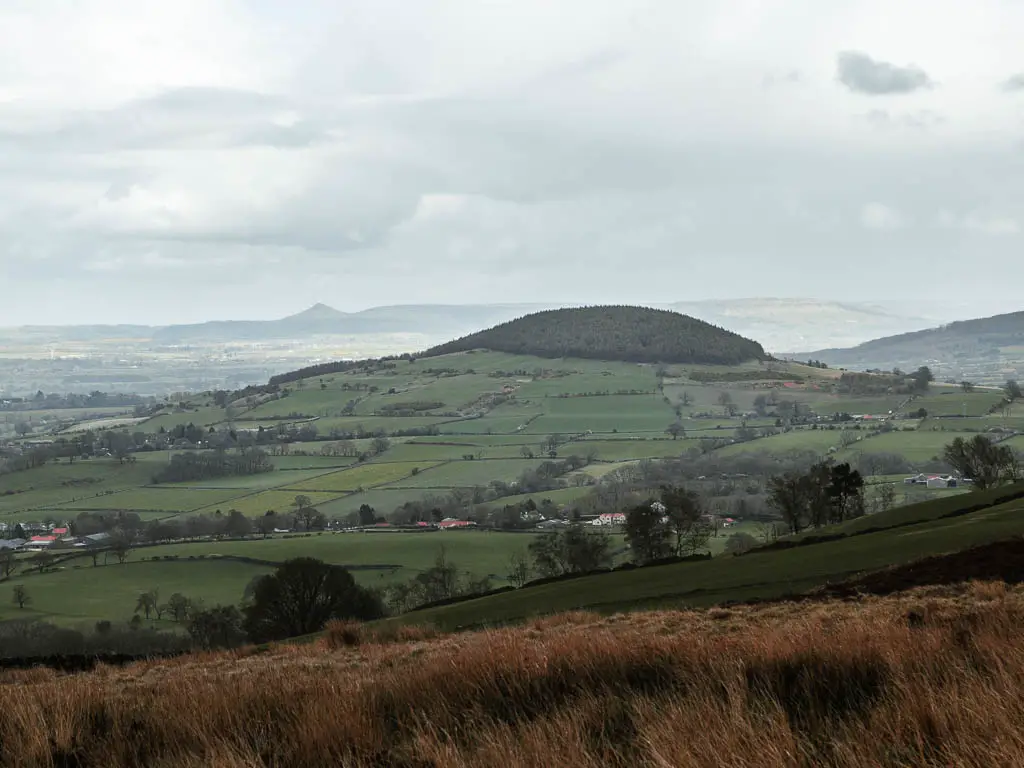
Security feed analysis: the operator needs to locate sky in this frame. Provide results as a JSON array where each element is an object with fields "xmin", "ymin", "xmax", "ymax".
[{"xmin": 1, "ymin": 0, "xmax": 1023, "ymax": 326}]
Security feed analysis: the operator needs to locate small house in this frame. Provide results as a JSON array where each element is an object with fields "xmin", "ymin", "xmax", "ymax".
[{"xmin": 595, "ymin": 512, "xmax": 626, "ymax": 527}]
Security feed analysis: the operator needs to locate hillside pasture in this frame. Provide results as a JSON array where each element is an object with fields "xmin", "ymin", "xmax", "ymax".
[
  {"xmin": 284, "ymin": 462, "xmax": 440, "ymax": 493},
  {"xmin": 395, "ymin": 492, "xmax": 1024, "ymax": 630},
  {"xmin": 521, "ymin": 397, "xmax": 676, "ymax": 434},
  {"xmin": 54, "ymin": 487, "xmax": 247, "ymax": 513},
  {"xmin": 270, "ymin": 455, "xmax": 362, "ymax": 470},
  {"xmin": 438, "ymin": 413, "xmax": 539, "ymax": 435},
  {"xmin": 571, "ymin": 438, "xmax": 691, "ymax": 460},
  {"xmin": 909, "ymin": 390, "xmax": 1005, "ymax": 417},
  {"xmin": 0, "ymin": 558, "xmax": 271, "ymax": 625},
  {"xmin": 138, "ymin": 406, "xmax": 226, "ymax": 433},
  {"xmin": 713, "ymin": 429, "xmax": 838, "ymax": 457},
  {"xmin": 316, "ymin": 488, "xmax": 454, "ymax": 518},
  {"xmin": 388, "ymin": 458, "xmax": 544, "ymax": 489},
  {"xmin": 835, "ymin": 429, "xmax": 975, "ymax": 463},
  {"xmin": 165, "ymin": 467, "xmax": 341, "ymax": 491},
  {"xmin": 192, "ymin": 489, "xmax": 342, "ymax": 517},
  {"xmin": 0, "ymin": 459, "xmax": 156, "ymax": 516},
  {"xmin": 0, "ymin": 530, "xmax": 546, "ymax": 624},
  {"xmin": 381, "ymin": 441, "xmax": 528, "ymax": 461}
]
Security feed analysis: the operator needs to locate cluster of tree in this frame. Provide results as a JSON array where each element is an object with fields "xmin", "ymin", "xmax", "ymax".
[
  {"xmin": 943, "ymin": 435, "xmax": 1020, "ymax": 490},
  {"xmin": 184, "ymin": 558, "xmax": 385, "ymax": 648},
  {"xmin": 767, "ymin": 460, "xmax": 865, "ymax": 534},
  {"xmin": 375, "ymin": 400, "xmax": 445, "ymax": 415},
  {"xmin": 132, "ymin": 588, "xmax": 197, "ymax": 624},
  {"xmin": 623, "ymin": 485, "xmax": 713, "ymax": 563},
  {"xmin": 527, "ymin": 525, "xmax": 614, "ymax": 577},
  {"xmin": 382, "ymin": 547, "xmax": 494, "ymax": 612},
  {"xmin": 421, "ymin": 306, "xmax": 770, "ymax": 366},
  {"xmin": 836, "ymin": 366, "xmax": 932, "ymax": 396},
  {"xmin": 152, "ymin": 448, "xmax": 274, "ymax": 483},
  {"xmin": 7, "ymin": 558, "xmax": 385, "ymax": 656},
  {"xmin": 59, "ymin": 503, "xmax": 326, "ymax": 559}
]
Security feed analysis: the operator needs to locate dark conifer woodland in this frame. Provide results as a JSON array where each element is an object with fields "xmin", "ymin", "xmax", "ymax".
[{"xmin": 422, "ymin": 306, "xmax": 769, "ymax": 365}]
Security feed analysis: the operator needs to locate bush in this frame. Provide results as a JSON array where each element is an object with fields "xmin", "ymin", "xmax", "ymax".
[{"xmin": 243, "ymin": 558, "xmax": 385, "ymax": 642}]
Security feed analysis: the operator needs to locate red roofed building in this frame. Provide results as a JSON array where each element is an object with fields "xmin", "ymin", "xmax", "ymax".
[{"xmin": 438, "ymin": 519, "xmax": 476, "ymax": 529}]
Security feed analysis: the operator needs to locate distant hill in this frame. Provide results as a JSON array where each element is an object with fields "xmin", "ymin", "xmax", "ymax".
[
  {"xmin": 669, "ymin": 298, "xmax": 940, "ymax": 353},
  {"xmin": 0, "ymin": 299, "xmax": 962, "ymax": 352},
  {"xmin": 420, "ymin": 306, "xmax": 769, "ymax": 365},
  {"xmin": 807, "ymin": 309, "xmax": 1024, "ymax": 382}
]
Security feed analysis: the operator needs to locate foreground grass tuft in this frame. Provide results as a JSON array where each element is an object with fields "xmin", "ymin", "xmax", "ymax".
[{"xmin": 4, "ymin": 581, "xmax": 1024, "ymax": 766}]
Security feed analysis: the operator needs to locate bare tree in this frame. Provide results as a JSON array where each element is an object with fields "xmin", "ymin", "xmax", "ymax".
[
  {"xmin": 32, "ymin": 551, "xmax": 54, "ymax": 574},
  {"xmin": 110, "ymin": 533, "xmax": 133, "ymax": 565},
  {"xmin": 12, "ymin": 584, "xmax": 30, "ymax": 609},
  {"xmin": 506, "ymin": 550, "xmax": 532, "ymax": 588},
  {"xmin": 874, "ymin": 483, "xmax": 897, "ymax": 514},
  {"xmin": 0, "ymin": 550, "xmax": 18, "ymax": 579},
  {"xmin": 717, "ymin": 391, "xmax": 737, "ymax": 417},
  {"xmin": 943, "ymin": 435, "xmax": 1019, "ymax": 490},
  {"xmin": 135, "ymin": 589, "xmax": 159, "ymax": 620}
]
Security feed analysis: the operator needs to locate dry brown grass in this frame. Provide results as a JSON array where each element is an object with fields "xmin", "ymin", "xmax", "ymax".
[{"xmin": 4, "ymin": 581, "xmax": 1024, "ymax": 766}]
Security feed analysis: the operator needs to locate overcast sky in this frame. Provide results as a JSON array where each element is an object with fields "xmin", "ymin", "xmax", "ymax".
[{"xmin": 2, "ymin": 0, "xmax": 1023, "ymax": 326}]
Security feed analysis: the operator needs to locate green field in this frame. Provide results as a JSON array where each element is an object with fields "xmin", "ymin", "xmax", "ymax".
[
  {"xmin": 285, "ymin": 461, "xmax": 441, "ymax": 492},
  {"xmin": 836, "ymin": 430, "xmax": 977, "ymax": 463},
  {"xmin": 0, "ymin": 559, "xmax": 270, "ymax": 625},
  {"xmin": 55, "ymin": 487, "xmax": 245, "ymax": 513},
  {"xmin": 908, "ymin": 390, "xmax": 1005, "ymax": 417},
  {"xmin": 3, "ymin": 353, "xmax": 1014, "ymax": 533},
  {"xmin": 387, "ymin": 486, "xmax": 1024, "ymax": 631},
  {"xmin": 390, "ymin": 459, "xmax": 544, "ymax": 488},
  {"xmin": 0, "ymin": 530, "xmax": 548, "ymax": 625},
  {"xmin": 4, "ymin": 349, "xmax": 1020, "ymax": 636},
  {"xmin": 193, "ymin": 489, "xmax": 342, "ymax": 517},
  {"xmin": 714, "ymin": 429, "xmax": 838, "ymax": 457},
  {"xmin": 383, "ymin": 442, "xmax": 528, "ymax": 461},
  {"xmin": 572, "ymin": 438, "xmax": 692, "ymax": 460}
]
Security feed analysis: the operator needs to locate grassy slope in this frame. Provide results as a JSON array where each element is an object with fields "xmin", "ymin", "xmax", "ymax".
[
  {"xmin": 386, "ymin": 485, "xmax": 1024, "ymax": 630},
  {"xmin": 8, "ymin": 584, "xmax": 1024, "ymax": 767},
  {"xmin": 0, "ymin": 530, "xmax": 551, "ymax": 624},
  {"xmin": 1, "ymin": 355, "xmax": 841, "ymax": 523}
]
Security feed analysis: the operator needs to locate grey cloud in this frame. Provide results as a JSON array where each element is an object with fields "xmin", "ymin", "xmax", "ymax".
[
  {"xmin": 837, "ymin": 51, "xmax": 933, "ymax": 95},
  {"xmin": 1001, "ymin": 73, "xmax": 1024, "ymax": 92},
  {"xmin": 762, "ymin": 70, "xmax": 802, "ymax": 88},
  {"xmin": 864, "ymin": 109, "xmax": 945, "ymax": 131},
  {"xmin": 0, "ymin": 87, "xmax": 333, "ymax": 152}
]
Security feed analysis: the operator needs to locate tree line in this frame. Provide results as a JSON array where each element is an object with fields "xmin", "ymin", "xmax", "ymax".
[{"xmin": 152, "ymin": 448, "xmax": 274, "ymax": 483}]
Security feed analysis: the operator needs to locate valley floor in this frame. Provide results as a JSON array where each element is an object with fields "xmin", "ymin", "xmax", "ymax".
[{"xmin": 3, "ymin": 579, "xmax": 1024, "ymax": 767}]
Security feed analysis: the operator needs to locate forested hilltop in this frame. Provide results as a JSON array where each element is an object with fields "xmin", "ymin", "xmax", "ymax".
[{"xmin": 421, "ymin": 306, "xmax": 769, "ymax": 365}]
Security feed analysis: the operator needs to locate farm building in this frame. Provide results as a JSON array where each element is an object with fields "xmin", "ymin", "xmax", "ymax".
[
  {"xmin": 438, "ymin": 519, "xmax": 477, "ymax": 529},
  {"xmin": 25, "ymin": 535, "xmax": 57, "ymax": 550},
  {"xmin": 593, "ymin": 512, "xmax": 626, "ymax": 527}
]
